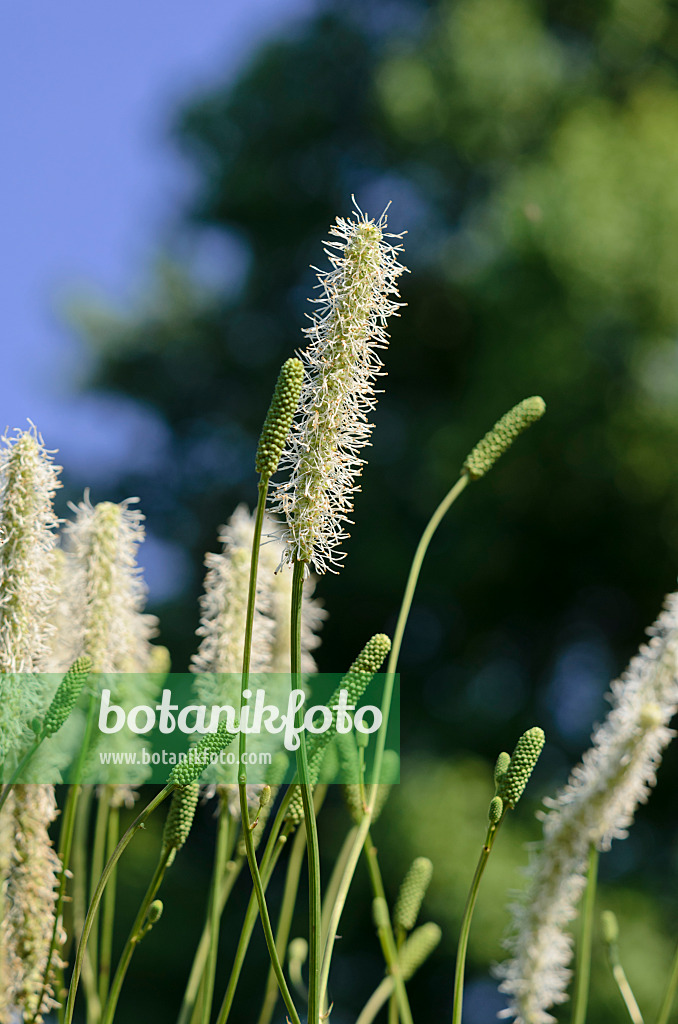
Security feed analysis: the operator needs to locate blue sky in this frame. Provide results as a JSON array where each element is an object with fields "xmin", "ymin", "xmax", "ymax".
[
  {"xmin": 0, "ymin": 0, "xmax": 313, "ymax": 469},
  {"xmin": 0, "ymin": 0, "xmax": 313, "ymax": 595}
]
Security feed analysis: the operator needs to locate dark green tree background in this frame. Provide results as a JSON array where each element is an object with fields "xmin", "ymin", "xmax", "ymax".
[{"xmin": 68, "ymin": 2, "xmax": 678, "ymax": 1020}]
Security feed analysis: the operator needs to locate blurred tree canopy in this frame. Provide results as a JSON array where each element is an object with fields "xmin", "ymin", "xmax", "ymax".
[{"xmin": 67, "ymin": 1, "xmax": 678, "ymax": 1019}]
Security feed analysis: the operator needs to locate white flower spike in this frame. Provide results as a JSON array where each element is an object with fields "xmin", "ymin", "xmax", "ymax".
[
  {"xmin": 498, "ymin": 590, "xmax": 678, "ymax": 1024},
  {"xmin": 270, "ymin": 200, "xmax": 406, "ymax": 574}
]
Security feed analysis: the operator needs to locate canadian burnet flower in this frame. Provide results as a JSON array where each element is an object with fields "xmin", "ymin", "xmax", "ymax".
[
  {"xmin": 0, "ymin": 785, "xmax": 65, "ymax": 1024},
  {"xmin": 269, "ymin": 203, "xmax": 406, "ymax": 574},
  {"xmin": 192, "ymin": 504, "xmax": 325, "ymax": 787},
  {"xmin": 0, "ymin": 428, "xmax": 62, "ymax": 764},
  {"xmin": 59, "ymin": 495, "xmax": 158, "ymax": 673},
  {"xmin": 497, "ymin": 590, "xmax": 678, "ymax": 1024},
  {"xmin": 56, "ymin": 495, "xmax": 160, "ymax": 789}
]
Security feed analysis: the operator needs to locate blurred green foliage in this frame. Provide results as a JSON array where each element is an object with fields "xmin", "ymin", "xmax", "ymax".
[{"xmin": 67, "ymin": 1, "xmax": 678, "ymax": 1020}]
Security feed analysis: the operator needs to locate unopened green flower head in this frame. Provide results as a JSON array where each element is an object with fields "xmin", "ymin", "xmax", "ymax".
[
  {"xmin": 41, "ymin": 656, "xmax": 92, "ymax": 737},
  {"xmin": 463, "ymin": 396, "xmax": 546, "ymax": 480},
  {"xmin": 147, "ymin": 900, "xmax": 163, "ymax": 925},
  {"xmin": 394, "ymin": 856, "xmax": 433, "ymax": 932},
  {"xmin": 489, "ymin": 795, "xmax": 504, "ymax": 823},
  {"xmin": 168, "ymin": 721, "xmax": 235, "ymax": 787},
  {"xmin": 372, "ymin": 896, "xmax": 391, "ymax": 931},
  {"xmin": 399, "ymin": 922, "xmax": 442, "ymax": 980},
  {"xmin": 601, "ymin": 910, "xmax": 619, "ymax": 945},
  {"xmin": 494, "ymin": 751, "xmax": 511, "ymax": 792},
  {"xmin": 255, "ymin": 358, "xmax": 303, "ymax": 477},
  {"xmin": 286, "ymin": 633, "xmax": 391, "ymax": 822},
  {"xmin": 270, "ymin": 202, "xmax": 406, "ymax": 574},
  {"xmin": 499, "ymin": 727, "xmax": 545, "ymax": 808},
  {"xmin": 161, "ymin": 783, "xmax": 200, "ymax": 863}
]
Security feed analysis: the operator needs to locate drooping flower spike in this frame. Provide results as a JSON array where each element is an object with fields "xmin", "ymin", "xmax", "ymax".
[
  {"xmin": 270, "ymin": 201, "xmax": 407, "ymax": 574},
  {"xmin": 498, "ymin": 591, "xmax": 678, "ymax": 1024}
]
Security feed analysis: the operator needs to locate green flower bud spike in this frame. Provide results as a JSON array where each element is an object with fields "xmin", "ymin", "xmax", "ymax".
[
  {"xmin": 462, "ymin": 396, "xmax": 546, "ymax": 480},
  {"xmin": 287, "ymin": 633, "xmax": 392, "ymax": 823},
  {"xmin": 498, "ymin": 727, "xmax": 545, "ymax": 809},
  {"xmin": 453, "ymin": 728, "xmax": 545, "ymax": 1024},
  {"xmin": 399, "ymin": 922, "xmax": 442, "ymax": 981},
  {"xmin": 42, "ymin": 655, "xmax": 92, "ymax": 737},
  {"xmin": 162, "ymin": 783, "xmax": 200, "ymax": 865},
  {"xmin": 255, "ymin": 357, "xmax": 304, "ymax": 478},
  {"xmin": 394, "ymin": 857, "xmax": 433, "ymax": 932},
  {"xmin": 146, "ymin": 900, "xmax": 163, "ymax": 926},
  {"xmin": 493, "ymin": 751, "xmax": 510, "ymax": 793},
  {"xmin": 167, "ymin": 721, "xmax": 235, "ymax": 787},
  {"xmin": 488, "ymin": 796, "xmax": 504, "ymax": 824}
]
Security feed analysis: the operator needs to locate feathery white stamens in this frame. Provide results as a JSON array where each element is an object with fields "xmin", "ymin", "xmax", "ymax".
[
  {"xmin": 1, "ymin": 785, "xmax": 65, "ymax": 1023},
  {"xmin": 0, "ymin": 428, "xmax": 61, "ymax": 764},
  {"xmin": 498, "ymin": 591, "xmax": 678, "ymax": 1024},
  {"xmin": 270, "ymin": 203, "xmax": 406, "ymax": 574}
]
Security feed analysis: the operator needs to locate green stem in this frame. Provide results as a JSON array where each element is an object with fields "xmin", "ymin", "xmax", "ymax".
[
  {"xmin": 200, "ymin": 798, "xmax": 231, "ymax": 1024},
  {"xmin": 89, "ymin": 789, "xmax": 111, "ymax": 1000},
  {"xmin": 232, "ymin": 476, "xmax": 300, "ymax": 1024},
  {"xmin": 369, "ymin": 473, "xmax": 469, "ymax": 806},
  {"xmin": 64, "ymin": 784, "xmax": 175, "ymax": 1024},
  {"xmin": 214, "ymin": 826, "xmax": 290, "ymax": 1024},
  {"xmin": 30, "ymin": 784, "xmax": 82, "ymax": 1024},
  {"xmin": 257, "ymin": 819, "xmax": 307, "ymax": 1024},
  {"xmin": 603, "ymin": 929, "xmax": 644, "ymax": 1024},
  {"xmin": 98, "ymin": 802, "xmax": 120, "ymax": 1008},
  {"xmin": 319, "ymin": 811, "xmax": 372, "ymax": 1010},
  {"xmin": 257, "ymin": 784, "xmax": 328, "ymax": 1024},
  {"xmin": 356, "ymin": 977, "xmax": 396, "ymax": 1024},
  {"xmin": 239, "ymin": 787, "xmax": 301, "ymax": 1024},
  {"xmin": 0, "ymin": 735, "xmax": 43, "ymax": 810},
  {"xmin": 571, "ymin": 845, "xmax": 599, "ymax": 1024},
  {"xmin": 176, "ymin": 856, "xmax": 244, "ymax": 1024},
  {"xmin": 452, "ymin": 820, "xmax": 502, "ymax": 1024},
  {"xmin": 657, "ymin": 939, "xmax": 678, "ymax": 1024},
  {"xmin": 373, "ymin": 902, "xmax": 412, "ymax": 1024},
  {"xmin": 291, "ymin": 558, "xmax": 322, "ymax": 1024},
  {"xmin": 100, "ymin": 847, "xmax": 172, "ymax": 1024},
  {"xmin": 320, "ymin": 826, "xmax": 359, "ymax": 946},
  {"xmin": 363, "ymin": 833, "xmax": 412, "ymax": 1024}
]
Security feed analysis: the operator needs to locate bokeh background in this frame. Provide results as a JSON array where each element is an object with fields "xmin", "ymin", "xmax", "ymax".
[{"xmin": 5, "ymin": 0, "xmax": 678, "ymax": 1021}]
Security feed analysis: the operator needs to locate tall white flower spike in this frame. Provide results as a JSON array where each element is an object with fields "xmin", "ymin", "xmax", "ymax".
[
  {"xmin": 498, "ymin": 591, "xmax": 678, "ymax": 1024},
  {"xmin": 270, "ymin": 201, "xmax": 406, "ymax": 574}
]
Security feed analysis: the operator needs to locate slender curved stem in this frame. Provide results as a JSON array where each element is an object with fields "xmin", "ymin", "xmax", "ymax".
[
  {"xmin": 64, "ymin": 784, "xmax": 174, "ymax": 1024},
  {"xmin": 257, "ymin": 785, "xmax": 328, "ymax": 1024},
  {"xmin": 256, "ymin": 823, "xmax": 308, "ymax": 1024},
  {"xmin": 89, "ymin": 789, "xmax": 111, "ymax": 994},
  {"xmin": 656, "ymin": 939, "xmax": 678, "ymax": 1024},
  {"xmin": 0, "ymin": 736, "xmax": 42, "ymax": 811},
  {"xmin": 176, "ymin": 856, "xmax": 244, "ymax": 1024},
  {"xmin": 291, "ymin": 558, "xmax": 322, "ymax": 1024},
  {"xmin": 363, "ymin": 833, "xmax": 412, "ymax": 1024},
  {"xmin": 319, "ymin": 810, "xmax": 371, "ymax": 1009},
  {"xmin": 200, "ymin": 799, "xmax": 231, "ymax": 1024},
  {"xmin": 603, "ymin": 924, "xmax": 644, "ymax": 1024},
  {"xmin": 369, "ymin": 473, "xmax": 469, "ymax": 805},
  {"xmin": 320, "ymin": 826, "xmax": 359, "ymax": 946},
  {"xmin": 98, "ymin": 803, "xmax": 120, "ymax": 1007},
  {"xmin": 100, "ymin": 847, "xmax": 172, "ymax": 1024},
  {"xmin": 571, "ymin": 845, "xmax": 599, "ymax": 1024},
  {"xmin": 452, "ymin": 820, "xmax": 502, "ymax": 1024},
  {"xmin": 356, "ymin": 977, "xmax": 395, "ymax": 1024},
  {"xmin": 213, "ymin": 826, "xmax": 290, "ymax": 1024}
]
